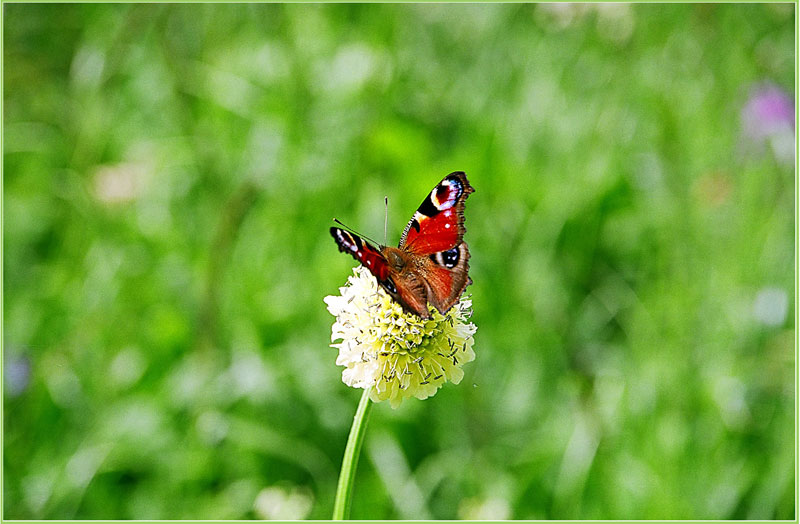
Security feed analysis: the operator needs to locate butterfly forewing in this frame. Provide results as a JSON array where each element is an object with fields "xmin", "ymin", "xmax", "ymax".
[
  {"xmin": 330, "ymin": 227, "xmax": 390, "ymax": 281},
  {"xmin": 400, "ymin": 171, "xmax": 474, "ymax": 254}
]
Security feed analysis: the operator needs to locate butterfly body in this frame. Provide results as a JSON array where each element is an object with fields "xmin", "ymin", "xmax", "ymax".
[{"xmin": 331, "ymin": 172, "xmax": 474, "ymax": 319}]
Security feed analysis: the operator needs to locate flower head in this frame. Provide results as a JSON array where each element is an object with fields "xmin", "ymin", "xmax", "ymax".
[{"xmin": 325, "ymin": 266, "xmax": 477, "ymax": 408}]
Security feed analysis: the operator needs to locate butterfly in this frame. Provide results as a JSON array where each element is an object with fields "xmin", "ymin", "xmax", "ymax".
[{"xmin": 331, "ymin": 172, "xmax": 474, "ymax": 319}]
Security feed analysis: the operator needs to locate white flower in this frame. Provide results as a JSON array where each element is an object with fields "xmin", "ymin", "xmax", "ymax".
[{"xmin": 325, "ymin": 266, "xmax": 477, "ymax": 408}]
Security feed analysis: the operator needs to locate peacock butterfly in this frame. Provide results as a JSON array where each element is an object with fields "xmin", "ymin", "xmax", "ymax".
[{"xmin": 331, "ymin": 172, "xmax": 474, "ymax": 319}]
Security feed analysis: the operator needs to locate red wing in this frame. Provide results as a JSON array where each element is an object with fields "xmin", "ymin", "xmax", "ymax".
[
  {"xmin": 421, "ymin": 242, "xmax": 471, "ymax": 315},
  {"xmin": 399, "ymin": 171, "xmax": 474, "ymax": 255},
  {"xmin": 330, "ymin": 227, "xmax": 390, "ymax": 281}
]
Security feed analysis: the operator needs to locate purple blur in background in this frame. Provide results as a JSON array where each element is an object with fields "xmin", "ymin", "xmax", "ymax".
[{"xmin": 741, "ymin": 83, "xmax": 795, "ymax": 166}]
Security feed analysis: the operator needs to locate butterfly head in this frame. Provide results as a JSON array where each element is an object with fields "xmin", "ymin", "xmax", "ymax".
[{"xmin": 384, "ymin": 248, "xmax": 406, "ymax": 271}]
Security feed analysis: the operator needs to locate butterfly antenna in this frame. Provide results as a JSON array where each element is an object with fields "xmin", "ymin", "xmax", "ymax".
[
  {"xmin": 332, "ymin": 218, "xmax": 383, "ymax": 247},
  {"xmin": 384, "ymin": 196, "xmax": 389, "ymax": 246}
]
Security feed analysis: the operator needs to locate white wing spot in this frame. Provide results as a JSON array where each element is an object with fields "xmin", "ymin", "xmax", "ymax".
[
  {"xmin": 430, "ymin": 188, "xmax": 440, "ymax": 207},
  {"xmin": 445, "ymin": 223, "xmax": 451, "ymax": 229},
  {"xmin": 349, "ymin": 245, "xmax": 357, "ymax": 252},
  {"xmin": 367, "ymin": 260, "xmax": 372, "ymax": 266},
  {"xmin": 357, "ymin": 251, "xmax": 362, "ymax": 257}
]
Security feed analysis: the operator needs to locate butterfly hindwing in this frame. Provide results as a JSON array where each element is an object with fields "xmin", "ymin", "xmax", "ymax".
[
  {"xmin": 386, "ymin": 266, "xmax": 430, "ymax": 318},
  {"xmin": 420, "ymin": 241, "xmax": 471, "ymax": 315}
]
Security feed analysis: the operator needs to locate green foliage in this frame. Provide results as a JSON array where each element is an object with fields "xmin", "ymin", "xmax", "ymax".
[{"xmin": 3, "ymin": 3, "xmax": 794, "ymax": 519}]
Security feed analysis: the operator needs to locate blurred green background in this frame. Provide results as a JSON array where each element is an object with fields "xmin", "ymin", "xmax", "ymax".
[{"xmin": 3, "ymin": 3, "xmax": 795, "ymax": 520}]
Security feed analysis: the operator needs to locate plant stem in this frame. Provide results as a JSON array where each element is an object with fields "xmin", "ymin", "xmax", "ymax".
[{"xmin": 332, "ymin": 387, "xmax": 373, "ymax": 520}]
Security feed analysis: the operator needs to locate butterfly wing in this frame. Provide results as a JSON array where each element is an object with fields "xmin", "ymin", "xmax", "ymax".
[
  {"xmin": 419, "ymin": 242, "xmax": 471, "ymax": 315},
  {"xmin": 400, "ymin": 171, "xmax": 474, "ymax": 253},
  {"xmin": 330, "ymin": 227, "xmax": 390, "ymax": 281},
  {"xmin": 399, "ymin": 172, "xmax": 474, "ymax": 314},
  {"xmin": 384, "ymin": 261, "xmax": 430, "ymax": 318}
]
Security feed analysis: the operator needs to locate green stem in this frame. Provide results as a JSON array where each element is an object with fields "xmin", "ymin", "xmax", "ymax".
[{"xmin": 332, "ymin": 387, "xmax": 373, "ymax": 520}]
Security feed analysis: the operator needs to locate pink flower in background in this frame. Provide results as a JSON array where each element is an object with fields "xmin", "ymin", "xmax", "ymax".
[{"xmin": 741, "ymin": 83, "xmax": 795, "ymax": 165}]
